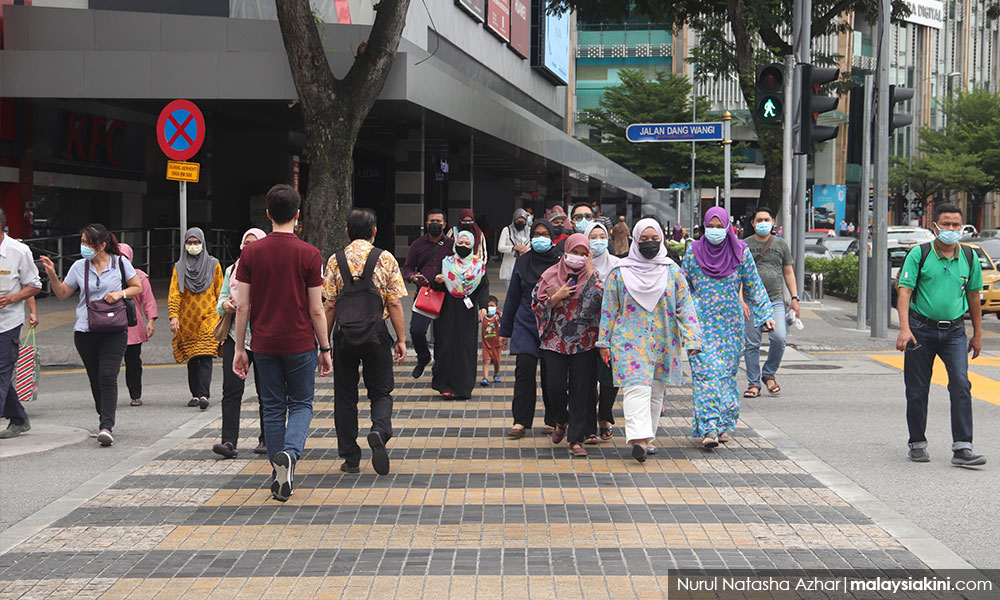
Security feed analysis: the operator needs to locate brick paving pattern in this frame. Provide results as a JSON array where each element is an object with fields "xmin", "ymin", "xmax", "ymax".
[{"xmin": 0, "ymin": 362, "xmax": 927, "ymax": 599}]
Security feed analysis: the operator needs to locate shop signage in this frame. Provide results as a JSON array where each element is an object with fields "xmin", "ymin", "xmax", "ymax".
[
  {"xmin": 533, "ymin": 1, "xmax": 570, "ymax": 85},
  {"xmin": 487, "ymin": 0, "xmax": 510, "ymax": 42},
  {"xmin": 508, "ymin": 0, "xmax": 529, "ymax": 57},
  {"xmin": 156, "ymin": 99, "xmax": 205, "ymax": 162},
  {"xmin": 63, "ymin": 112, "xmax": 126, "ymax": 165},
  {"xmin": 902, "ymin": 0, "xmax": 944, "ymax": 29},
  {"xmin": 455, "ymin": 0, "xmax": 485, "ymax": 22},
  {"xmin": 166, "ymin": 160, "xmax": 200, "ymax": 183}
]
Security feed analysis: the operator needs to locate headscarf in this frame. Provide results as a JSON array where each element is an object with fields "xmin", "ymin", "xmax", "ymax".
[
  {"xmin": 454, "ymin": 208, "xmax": 484, "ymax": 254},
  {"xmin": 546, "ymin": 205, "xmax": 567, "ymax": 222},
  {"xmin": 441, "ymin": 230, "xmax": 486, "ymax": 298},
  {"xmin": 175, "ymin": 227, "xmax": 219, "ymax": 294},
  {"xmin": 692, "ymin": 206, "xmax": 746, "ymax": 279},
  {"xmin": 229, "ymin": 228, "xmax": 267, "ymax": 304},
  {"xmin": 672, "ymin": 223, "xmax": 684, "ymax": 242},
  {"xmin": 583, "ymin": 221, "xmax": 620, "ymax": 281},
  {"xmin": 537, "ymin": 233, "xmax": 593, "ymax": 303},
  {"xmin": 118, "ymin": 242, "xmax": 145, "ymax": 277},
  {"xmin": 509, "ymin": 208, "xmax": 531, "ymax": 247},
  {"xmin": 617, "ymin": 218, "xmax": 674, "ymax": 312},
  {"xmin": 514, "ymin": 219, "xmax": 561, "ymax": 288}
]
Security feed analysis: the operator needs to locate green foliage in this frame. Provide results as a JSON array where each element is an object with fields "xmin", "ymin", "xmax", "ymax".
[
  {"xmin": 579, "ymin": 68, "xmax": 725, "ymax": 187},
  {"xmin": 805, "ymin": 254, "xmax": 859, "ymax": 301}
]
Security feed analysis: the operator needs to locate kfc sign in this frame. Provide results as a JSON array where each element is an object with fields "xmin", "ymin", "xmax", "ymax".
[{"xmin": 64, "ymin": 112, "xmax": 125, "ymax": 166}]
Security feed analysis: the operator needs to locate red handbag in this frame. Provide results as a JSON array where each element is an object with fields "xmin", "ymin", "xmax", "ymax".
[{"xmin": 413, "ymin": 285, "xmax": 445, "ymax": 319}]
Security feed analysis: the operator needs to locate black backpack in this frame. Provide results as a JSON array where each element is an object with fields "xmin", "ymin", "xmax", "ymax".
[
  {"xmin": 910, "ymin": 242, "xmax": 975, "ymax": 293},
  {"xmin": 332, "ymin": 248, "xmax": 384, "ymax": 349}
]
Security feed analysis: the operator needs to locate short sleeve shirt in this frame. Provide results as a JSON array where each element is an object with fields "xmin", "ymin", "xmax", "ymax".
[
  {"xmin": 0, "ymin": 236, "xmax": 42, "ymax": 334},
  {"xmin": 742, "ymin": 235, "xmax": 792, "ymax": 302},
  {"xmin": 898, "ymin": 243, "xmax": 983, "ymax": 321},
  {"xmin": 323, "ymin": 240, "xmax": 407, "ymax": 319},
  {"xmin": 63, "ymin": 256, "xmax": 137, "ymax": 332}
]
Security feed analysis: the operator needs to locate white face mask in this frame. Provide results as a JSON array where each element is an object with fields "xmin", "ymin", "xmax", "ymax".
[{"xmin": 186, "ymin": 243, "xmax": 203, "ymax": 256}]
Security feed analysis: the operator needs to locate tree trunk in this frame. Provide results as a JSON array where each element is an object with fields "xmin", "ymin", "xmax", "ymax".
[{"xmin": 276, "ymin": 0, "xmax": 411, "ymax": 258}]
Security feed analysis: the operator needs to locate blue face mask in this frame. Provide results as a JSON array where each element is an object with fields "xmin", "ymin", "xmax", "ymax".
[
  {"xmin": 531, "ymin": 237, "xmax": 552, "ymax": 253},
  {"xmin": 80, "ymin": 245, "xmax": 96, "ymax": 259},
  {"xmin": 704, "ymin": 227, "xmax": 728, "ymax": 245},
  {"xmin": 755, "ymin": 222, "xmax": 773, "ymax": 237},
  {"xmin": 487, "ymin": 306, "xmax": 497, "ymax": 317},
  {"xmin": 526, "ymin": 216, "xmax": 533, "ymax": 226},
  {"xmin": 936, "ymin": 227, "xmax": 961, "ymax": 246},
  {"xmin": 590, "ymin": 238, "xmax": 609, "ymax": 256},
  {"xmin": 575, "ymin": 219, "xmax": 593, "ymax": 233}
]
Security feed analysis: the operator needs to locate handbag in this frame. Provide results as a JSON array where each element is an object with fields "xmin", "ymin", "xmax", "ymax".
[
  {"xmin": 213, "ymin": 311, "xmax": 234, "ymax": 343},
  {"xmin": 413, "ymin": 285, "xmax": 446, "ymax": 319},
  {"xmin": 119, "ymin": 257, "xmax": 138, "ymax": 328},
  {"xmin": 84, "ymin": 258, "xmax": 128, "ymax": 333},
  {"xmin": 14, "ymin": 326, "xmax": 40, "ymax": 403}
]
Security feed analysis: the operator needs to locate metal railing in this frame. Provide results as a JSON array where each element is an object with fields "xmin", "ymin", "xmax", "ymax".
[{"xmin": 804, "ymin": 272, "xmax": 824, "ymax": 301}]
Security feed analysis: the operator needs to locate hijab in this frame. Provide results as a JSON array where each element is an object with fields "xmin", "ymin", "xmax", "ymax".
[
  {"xmin": 514, "ymin": 219, "xmax": 561, "ymax": 288},
  {"xmin": 117, "ymin": 242, "xmax": 145, "ymax": 278},
  {"xmin": 509, "ymin": 208, "xmax": 531, "ymax": 247},
  {"xmin": 583, "ymin": 221, "xmax": 620, "ymax": 282},
  {"xmin": 229, "ymin": 227, "xmax": 267, "ymax": 304},
  {"xmin": 441, "ymin": 230, "xmax": 486, "ymax": 298},
  {"xmin": 453, "ymin": 208, "xmax": 484, "ymax": 254},
  {"xmin": 692, "ymin": 206, "xmax": 746, "ymax": 278},
  {"xmin": 175, "ymin": 227, "xmax": 219, "ymax": 294},
  {"xmin": 616, "ymin": 218, "xmax": 674, "ymax": 312},
  {"xmin": 537, "ymin": 233, "xmax": 593, "ymax": 302}
]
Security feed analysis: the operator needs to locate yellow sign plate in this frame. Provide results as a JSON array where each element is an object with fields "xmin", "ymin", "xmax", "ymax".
[{"xmin": 166, "ymin": 160, "xmax": 200, "ymax": 183}]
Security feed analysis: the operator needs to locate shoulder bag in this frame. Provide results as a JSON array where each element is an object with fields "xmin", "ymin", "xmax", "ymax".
[
  {"xmin": 84, "ymin": 259, "xmax": 128, "ymax": 333},
  {"xmin": 411, "ymin": 242, "xmax": 446, "ymax": 319},
  {"xmin": 119, "ymin": 257, "xmax": 138, "ymax": 327}
]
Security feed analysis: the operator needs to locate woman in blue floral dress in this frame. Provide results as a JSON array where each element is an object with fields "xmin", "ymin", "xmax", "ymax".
[
  {"xmin": 682, "ymin": 207, "xmax": 774, "ymax": 449},
  {"xmin": 598, "ymin": 218, "xmax": 702, "ymax": 463}
]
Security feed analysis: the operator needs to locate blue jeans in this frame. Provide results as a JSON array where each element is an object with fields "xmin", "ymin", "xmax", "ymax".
[
  {"xmin": 743, "ymin": 300, "xmax": 787, "ymax": 387},
  {"xmin": 255, "ymin": 349, "xmax": 317, "ymax": 464},
  {"xmin": 904, "ymin": 316, "xmax": 973, "ymax": 451}
]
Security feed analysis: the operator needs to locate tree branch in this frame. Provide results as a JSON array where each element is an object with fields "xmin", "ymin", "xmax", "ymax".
[
  {"xmin": 275, "ymin": 0, "xmax": 342, "ymax": 113},
  {"xmin": 342, "ymin": 0, "xmax": 412, "ymax": 120},
  {"xmin": 757, "ymin": 26, "xmax": 793, "ymax": 56}
]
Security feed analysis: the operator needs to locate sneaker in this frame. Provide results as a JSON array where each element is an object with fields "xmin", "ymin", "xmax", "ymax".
[
  {"xmin": 411, "ymin": 359, "xmax": 430, "ymax": 379},
  {"xmin": 368, "ymin": 431, "xmax": 390, "ymax": 476},
  {"xmin": 187, "ymin": 398, "xmax": 200, "ymax": 407},
  {"xmin": 97, "ymin": 429, "xmax": 114, "ymax": 447},
  {"xmin": 340, "ymin": 462, "xmax": 360, "ymax": 474},
  {"xmin": 253, "ymin": 442, "xmax": 267, "ymax": 455},
  {"xmin": 952, "ymin": 449, "xmax": 986, "ymax": 467},
  {"xmin": 198, "ymin": 397, "xmax": 209, "ymax": 410},
  {"xmin": 481, "ymin": 378, "xmax": 490, "ymax": 387},
  {"xmin": 0, "ymin": 419, "xmax": 30, "ymax": 439},
  {"xmin": 89, "ymin": 427, "xmax": 100, "ymax": 438},
  {"xmin": 908, "ymin": 447, "xmax": 930, "ymax": 463},
  {"xmin": 493, "ymin": 376, "xmax": 502, "ymax": 383},
  {"xmin": 270, "ymin": 451, "xmax": 294, "ymax": 501},
  {"xmin": 212, "ymin": 442, "xmax": 237, "ymax": 459}
]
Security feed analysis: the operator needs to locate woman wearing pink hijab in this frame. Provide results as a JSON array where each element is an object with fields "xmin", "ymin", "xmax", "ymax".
[
  {"xmin": 212, "ymin": 228, "xmax": 266, "ymax": 459},
  {"xmin": 118, "ymin": 243, "xmax": 158, "ymax": 407}
]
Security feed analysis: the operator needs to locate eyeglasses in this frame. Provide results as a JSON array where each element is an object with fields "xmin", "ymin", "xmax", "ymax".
[{"xmin": 572, "ymin": 214, "xmax": 595, "ymax": 222}]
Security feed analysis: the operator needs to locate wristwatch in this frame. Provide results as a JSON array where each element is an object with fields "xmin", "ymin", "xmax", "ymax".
[
  {"xmin": 790, "ymin": 296, "xmax": 799, "ymax": 301},
  {"xmin": 319, "ymin": 347, "xmax": 332, "ymax": 353}
]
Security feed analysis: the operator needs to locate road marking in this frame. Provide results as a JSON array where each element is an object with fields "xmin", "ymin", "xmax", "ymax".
[
  {"xmin": 43, "ymin": 363, "xmax": 189, "ymax": 375},
  {"xmin": 867, "ymin": 354, "xmax": 1000, "ymax": 406}
]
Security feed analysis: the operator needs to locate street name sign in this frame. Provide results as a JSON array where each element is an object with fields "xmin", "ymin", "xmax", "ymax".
[
  {"xmin": 625, "ymin": 122, "xmax": 723, "ymax": 143},
  {"xmin": 166, "ymin": 160, "xmax": 200, "ymax": 183}
]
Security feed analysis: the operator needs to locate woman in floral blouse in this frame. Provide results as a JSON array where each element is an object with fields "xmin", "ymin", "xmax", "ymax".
[
  {"xmin": 597, "ymin": 218, "xmax": 702, "ymax": 463},
  {"xmin": 531, "ymin": 233, "xmax": 604, "ymax": 457}
]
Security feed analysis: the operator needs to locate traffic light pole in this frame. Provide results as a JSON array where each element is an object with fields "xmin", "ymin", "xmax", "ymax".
[
  {"xmin": 857, "ymin": 74, "xmax": 873, "ymax": 331},
  {"xmin": 793, "ymin": 0, "xmax": 810, "ymax": 297},
  {"xmin": 781, "ymin": 55, "xmax": 795, "ymax": 236},
  {"xmin": 872, "ymin": 0, "xmax": 891, "ymax": 338}
]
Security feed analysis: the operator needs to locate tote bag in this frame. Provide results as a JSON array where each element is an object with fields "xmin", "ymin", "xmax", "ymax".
[{"xmin": 15, "ymin": 326, "xmax": 40, "ymax": 403}]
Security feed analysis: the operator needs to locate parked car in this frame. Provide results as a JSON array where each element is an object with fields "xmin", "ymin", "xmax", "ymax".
[
  {"xmin": 804, "ymin": 244, "xmax": 834, "ymax": 259},
  {"xmin": 808, "ymin": 228, "xmax": 837, "ymax": 236},
  {"xmin": 819, "ymin": 236, "xmax": 859, "ymax": 258},
  {"xmin": 973, "ymin": 238, "xmax": 1000, "ymax": 267},
  {"xmin": 974, "ymin": 229, "xmax": 1000, "ymax": 240},
  {"xmin": 966, "ymin": 243, "xmax": 1000, "ymax": 318},
  {"xmin": 886, "ymin": 226, "xmax": 935, "ymax": 246},
  {"xmin": 960, "ymin": 225, "xmax": 978, "ymax": 240}
]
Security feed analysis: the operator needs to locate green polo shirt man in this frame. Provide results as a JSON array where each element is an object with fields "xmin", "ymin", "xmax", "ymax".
[{"xmin": 895, "ymin": 204, "xmax": 984, "ymax": 468}]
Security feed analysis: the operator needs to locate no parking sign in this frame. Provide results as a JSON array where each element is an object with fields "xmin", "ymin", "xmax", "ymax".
[{"xmin": 157, "ymin": 99, "xmax": 205, "ymax": 162}]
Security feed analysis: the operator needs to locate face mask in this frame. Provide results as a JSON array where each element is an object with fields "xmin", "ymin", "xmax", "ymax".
[
  {"xmin": 80, "ymin": 245, "xmax": 96, "ymax": 260},
  {"xmin": 460, "ymin": 222, "xmax": 475, "ymax": 231},
  {"xmin": 455, "ymin": 245, "xmax": 473, "ymax": 258},
  {"xmin": 526, "ymin": 216, "xmax": 533, "ymax": 226},
  {"xmin": 531, "ymin": 237, "xmax": 552, "ymax": 253},
  {"xmin": 704, "ymin": 227, "xmax": 728, "ymax": 245},
  {"xmin": 936, "ymin": 227, "xmax": 961, "ymax": 245},
  {"xmin": 590, "ymin": 238, "xmax": 608, "ymax": 256},
  {"xmin": 638, "ymin": 240, "xmax": 661, "ymax": 259},
  {"xmin": 564, "ymin": 254, "xmax": 587, "ymax": 270},
  {"xmin": 186, "ymin": 243, "xmax": 203, "ymax": 256},
  {"xmin": 513, "ymin": 221, "xmax": 526, "ymax": 231},
  {"xmin": 574, "ymin": 219, "xmax": 593, "ymax": 233},
  {"xmin": 487, "ymin": 306, "xmax": 497, "ymax": 317},
  {"xmin": 427, "ymin": 223, "xmax": 444, "ymax": 237},
  {"xmin": 755, "ymin": 222, "xmax": 773, "ymax": 237}
]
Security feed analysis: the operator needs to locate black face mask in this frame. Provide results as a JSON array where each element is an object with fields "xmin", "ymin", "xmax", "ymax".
[
  {"xmin": 638, "ymin": 241, "xmax": 661, "ymax": 259},
  {"xmin": 513, "ymin": 221, "xmax": 526, "ymax": 231},
  {"xmin": 427, "ymin": 223, "xmax": 444, "ymax": 237},
  {"xmin": 460, "ymin": 222, "xmax": 475, "ymax": 231},
  {"xmin": 455, "ymin": 245, "xmax": 472, "ymax": 258}
]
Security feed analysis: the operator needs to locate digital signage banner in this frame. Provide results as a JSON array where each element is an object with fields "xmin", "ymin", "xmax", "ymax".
[
  {"xmin": 487, "ymin": 0, "xmax": 511, "ymax": 42},
  {"xmin": 456, "ymin": 0, "xmax": 486, "ymax": 22},
  {"xmin": 542, "ymin": 3, "xmax": 570, "ymax": 84},
  {"xmin": 508, "ymin": 0, "xmax": 530, "ymax": 57}
]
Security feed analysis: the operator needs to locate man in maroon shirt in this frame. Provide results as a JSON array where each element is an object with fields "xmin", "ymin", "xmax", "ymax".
[
  {"xmin": 402, "ymin": 208, "xmax": 453, "ymax": 378},
  {"xmin": 233, "ymin": 184, "xmax": 332, "ymax": 502}
]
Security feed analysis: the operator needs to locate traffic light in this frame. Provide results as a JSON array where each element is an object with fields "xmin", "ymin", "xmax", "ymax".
[
  {"xmin": 754, "ymin": 63, "xmax": 785, "ymax": 125},
  {"xmin": 846, "ymin": 85, "xmax": 865, "ymax": 164},
  {"xmin": 889, "ymin": 85, "xmax": 914, "ymax": 135},
  {"xmin": 798, "ymin": 64, "xmax": 841, "ymax": 154}
]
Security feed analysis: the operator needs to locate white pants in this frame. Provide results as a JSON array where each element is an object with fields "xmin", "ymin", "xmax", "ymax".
[{"xmin": 622, "ymin": 381, "xmax": 667, "ymax": 442}]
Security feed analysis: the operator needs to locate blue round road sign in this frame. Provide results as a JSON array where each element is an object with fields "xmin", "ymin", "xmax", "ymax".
[{"xmin": 156, "ymin": 99, "xmax": 205, "ymax": 161}]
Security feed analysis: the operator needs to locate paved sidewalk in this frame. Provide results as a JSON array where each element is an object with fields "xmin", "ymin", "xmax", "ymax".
[{"xmin": 0, "ymin": 355, "xmax": 942, "ymax": 600}]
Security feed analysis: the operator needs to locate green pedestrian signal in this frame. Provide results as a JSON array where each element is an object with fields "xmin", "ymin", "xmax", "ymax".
[
  {"xmin": 763, "ymin": 98, "xmax": 777, "ymax": 118},
  {"xmin": 754, "ymin": 63, "xmax": 785, "ymax": 125}
]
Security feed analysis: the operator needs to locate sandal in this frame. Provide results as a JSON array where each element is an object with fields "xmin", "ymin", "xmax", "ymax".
[
  {"xmin": 702, "ymin": 436, "xmax": 719, "ymax": 449},
  {"xmin": 551, "ymin": 423, "xmax": 567, "ymax": 444},
  {"xmin": 569, "ymin": 442, "xmax": 588, "ymax": 457},
  {"xmin": 480, "ymin": 378, "xmax": 490, "ymax": 387},
  {"xmin": 599, "ymin": 427, "xmax": 613, "ymax": 441},
  {"xmin": 743, "ymin": 385, "xmax": 761, "ymax": 398},
  {"xmin": 719, "ymin": 432, "xmax": 731, "ymax": 443},
  {"xmin": 762, "ymin": 377, "xmax": 781, "ymax": 396},
  {"xmin": 583, "ymin": 434, "xmax": 600, "ymax": 445},
  {"xmin": 631, "ymin": 443, "xmax": 647, "ymax": 463},
  {"xmin": 130, "ymin": 399, "xmax": 143, "ymax": 406},
  {"xmin": 506, "ymin": 425, "xmax": 526, "ymax": 439}
]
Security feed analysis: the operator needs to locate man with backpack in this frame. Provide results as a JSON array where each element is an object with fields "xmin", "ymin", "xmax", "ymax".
[
  {"xmin": 233, "ymin": 184, "xmax": 331, "ymax": 502},
  {"xmin": 324, "ymin": 209, "xmax": 407, "ymax": 475},
  {"xmin": 896, "ymin": 204, "xmax": 984, "ymax": 467}
]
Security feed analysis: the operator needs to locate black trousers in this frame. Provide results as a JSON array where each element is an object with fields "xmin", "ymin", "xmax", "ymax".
[
  {"xmin": 511, "ymin": 353, "xmax": 555, "ymax": 429},
  {"xmin": 124, "ymin": 343, "xmax": 143, "ymax": 400},
  {"xmin": 333, "ymin": 328, "xmax": 394, "ymax": 467},
  {"xmin": 597, "ymin": 359, "xmax": 618, "ymax": 427},
  {"xmin": 543, "ymin": 349, "xmax": 598, "ymax": 444},
  {"xmin": 220, "ymin": 337, "xmax": 264, "ymax": 447},
  {"xmin": 410, "ymin": 310, "xmax": 433, "ymax": 366},
  {"xmin": 187, "ymin": 354, "xmax": 213, "ymax": 398},
  {"xmin": 74, "ymin": 330, "xmax": 128, "ymax": 432}
]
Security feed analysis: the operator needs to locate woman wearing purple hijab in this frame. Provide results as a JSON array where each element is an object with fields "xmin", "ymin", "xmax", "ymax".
[{"xmin": 682, "ymin": 207, "xmax": 774, "ymax": 449}]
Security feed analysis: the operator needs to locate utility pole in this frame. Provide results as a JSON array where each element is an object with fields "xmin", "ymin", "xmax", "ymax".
[
  {"xmin": 857, "ymin": 74, "xmax": 873, "ymax": 330},
  {"xmin": 872, "ymin": 0, "xmax": 891, "ymax": 338},
  {"xmin": 723, "ymin": 111, "xmax": 732, "ymax": 215},
  {"xmin": 792, "ymin": 0, "xmax": 810, "ymax": 293},
  {"xmin": 781, "ymin": 55, "xmax": 795, "ymax": 236},
  {"xmin": 691, "ymin": 85, "xmax": 697, "ymax": 226}
]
